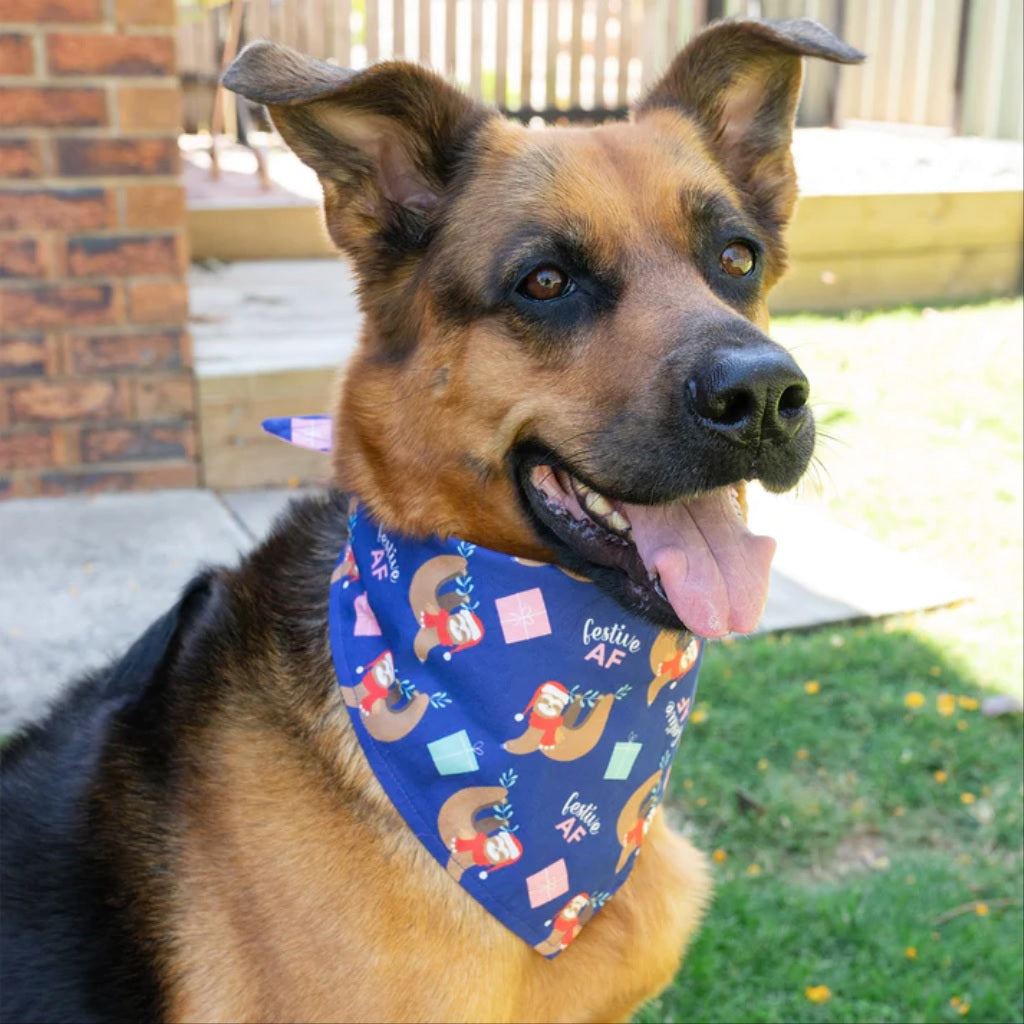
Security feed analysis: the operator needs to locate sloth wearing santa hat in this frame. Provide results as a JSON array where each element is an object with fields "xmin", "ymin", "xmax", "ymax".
[
  {"xmin": 449, "ymin": 828, "xmax": 523, "ymax": 875},
  {"xmin": 514, "ymin": 681, "xmax": 572, "ymax": 751},
  {"xmin": 418, "ymin": 605, "xmax": 485, "ymax": 658}
]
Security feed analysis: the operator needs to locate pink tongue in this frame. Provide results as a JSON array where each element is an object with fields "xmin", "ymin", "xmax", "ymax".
[{"xmin": 623, "ymin": 489, "xmax": 776, "ymax": 638}]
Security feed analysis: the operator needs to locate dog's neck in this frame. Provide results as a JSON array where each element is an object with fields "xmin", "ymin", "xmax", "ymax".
[{"xmin": 327, "ymin": 502, "xmax": 703, "ymax": 956}]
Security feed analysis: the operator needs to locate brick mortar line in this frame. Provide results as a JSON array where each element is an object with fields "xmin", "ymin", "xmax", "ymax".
[
  {"xmin": 1, "ymin": 415, "xmax": 197, "ymax": 434},
  {"xmin": 0, "ymin": 175, "xmax": 184, "ymax": 189},
  {"xmin": 0, "ymin": 128, "xmax": 184, "ymax": 139},
  {"xmin": 0, "ymin": 75, "xmax": 181, "ymax": 86},
  {"xmin": 0, "ymin": 324, "xmax": 194, "ymax": 334},
  {"xmin": 0, "ymin": 170, "xmax": 182, "ymax": 178},
  {"xmin": 0, "ymin": 229, "xmax": 185, "ymax": 238},
  {"xmin": 1, "ymin": 23, "xmax": 177, "ymax": 35},
  {"xmin": 0, "ymin": 272, "xmax": 186, "ymax": 287}
]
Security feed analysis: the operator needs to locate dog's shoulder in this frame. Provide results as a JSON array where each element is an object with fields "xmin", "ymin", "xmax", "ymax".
[
  {"xmin": 0, "ymin": 568, "xmax": 224, "ymax": 1022},
  {"xmin": 0, "ymin": 489, "xmax": 350, "ymax": 1021}
]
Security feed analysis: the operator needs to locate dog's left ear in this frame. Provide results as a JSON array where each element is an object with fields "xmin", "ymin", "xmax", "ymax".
[
  {"xmin": 637, "ymin": 18, "xmax": 863, "ymax": 233},
  {"xmin": 223, "ymin": 41, "xmax": 492, "ymax": 256}
]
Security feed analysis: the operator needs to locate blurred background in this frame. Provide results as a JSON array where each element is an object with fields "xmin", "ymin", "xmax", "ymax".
[{"xmin": 1, "ymin": 2, "xmax": 1021, "ymax": 1022}]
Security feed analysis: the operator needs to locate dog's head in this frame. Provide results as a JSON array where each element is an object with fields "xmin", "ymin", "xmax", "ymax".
[{"xmin": 225, "ymin": 19, "xmax": 862, "ymax": 637}]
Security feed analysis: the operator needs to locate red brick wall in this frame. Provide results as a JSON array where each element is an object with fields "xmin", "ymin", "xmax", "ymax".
[{"xmin": 0, "ymin": 0, "xmax": 197, "ymax": 498}]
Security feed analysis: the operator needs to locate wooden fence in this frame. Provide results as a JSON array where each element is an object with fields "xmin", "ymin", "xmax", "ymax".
[{"xmin": 177, "ymin": 0, "xmax": 1024, "ymax": 139}]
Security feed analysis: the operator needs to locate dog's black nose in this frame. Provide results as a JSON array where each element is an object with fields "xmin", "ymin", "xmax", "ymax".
[{"xmin": 688, "ymin": 346, "xmax": 810, "ymax": 446}]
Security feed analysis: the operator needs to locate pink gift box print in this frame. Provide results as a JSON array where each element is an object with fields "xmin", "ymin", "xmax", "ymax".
[
  {"xmin": 525, "ymin": 858, "xmax": 569, "ymax": 908},
  {"xmin": 353, "ymin": 593, "xmax": 382, "ymax": 636},
  {"xmin": 495, "ymin": 588, "xmax": 552, "ymax": 645}
]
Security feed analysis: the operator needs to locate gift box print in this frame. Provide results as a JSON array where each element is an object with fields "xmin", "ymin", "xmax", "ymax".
[
  {"xmin": 427, "ymin": 729, "xmax": 481, "ymax": 776},
  {"xmin": 495, "ymin": 588, "xmax": 552, "ymax": 644},
  {"xmin": 525, "ymin": 858, "xmax": 569, "ymax": 908},
  {"xmin": 604, "ymin": 740, "xmax": 642, "ymax": 780}
]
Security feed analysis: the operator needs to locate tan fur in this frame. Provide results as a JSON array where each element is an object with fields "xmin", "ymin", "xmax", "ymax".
[{"xmin": 167, "ymin": 707, "xmax": 709, "ymax": 1023}]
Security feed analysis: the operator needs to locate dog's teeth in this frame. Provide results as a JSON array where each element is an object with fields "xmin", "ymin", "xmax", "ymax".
[
  {"xmin": 728, "ymin": 486, "xmax": 744, "ymax": 518},
  {"xmin": 606, "ymin": 510, "xmax": 631, "ymax": 535},
  {"xmin": 582, "ymin": 490, "xmax": 614, "ymax": 518}
]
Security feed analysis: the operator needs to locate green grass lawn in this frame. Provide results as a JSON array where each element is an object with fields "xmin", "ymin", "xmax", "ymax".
[{"xmin": 640, "ymin": 298, "xmax": 1024, "ymax": 1024}]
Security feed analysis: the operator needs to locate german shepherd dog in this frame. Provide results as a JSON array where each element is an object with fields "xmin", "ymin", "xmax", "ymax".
[{"xmin": 1, "ymin": 18, "xmax": 861, "ymax": 1023}]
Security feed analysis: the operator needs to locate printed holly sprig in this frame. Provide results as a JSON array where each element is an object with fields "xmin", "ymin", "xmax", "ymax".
[
  {"xmin": 397, "ymin": 677, "xmax": 451, "ymax": 710},
  {"xmin": 498, "ymin": 767, "xmax": 518, "ymax": 789},
  {"xmin": 567, "ymin": 685, "xmax": 602, "ymax": 708},
  {"xmin": 453, "ymin": 541, "xmax": 480, "ymax": 610},
  {"xmin": 589, "ymin": 890, "xmax": 613, "ymax": 911},
  {"xmin": 614, "ymin": 683, "xmax": 632, "ymax": 701},
  {"xmin": 492, "ymin": 800, "xmax": 519, "ymax": 834}
]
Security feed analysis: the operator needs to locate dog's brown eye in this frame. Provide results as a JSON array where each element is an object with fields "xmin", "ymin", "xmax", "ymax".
[
  {"xmin": 720, "ymin": 242, "xmax": 755, "ymax": 277},
  {"xmin": 518, "ymin": 265, "xmax": 570, "ymax": 300}
]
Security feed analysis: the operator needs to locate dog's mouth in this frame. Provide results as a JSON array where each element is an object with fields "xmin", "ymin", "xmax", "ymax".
[{"xmin": 514, "ymin": 453, "xmax": 776, "ymax": 638}]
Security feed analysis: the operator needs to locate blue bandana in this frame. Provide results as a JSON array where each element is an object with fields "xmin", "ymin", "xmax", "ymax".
[{"xmin": 328, "ymin": 502, "xmax": 703, "ymax": 957}]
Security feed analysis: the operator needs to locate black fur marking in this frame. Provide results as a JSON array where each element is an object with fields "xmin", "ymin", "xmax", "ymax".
[
  {"xmin": 0, "ymin": 574, "xmax": 218, "ymax": 1023},
  {"xmin": 685, "ymin": 191, "xmax": 768, "ymax": 313}
]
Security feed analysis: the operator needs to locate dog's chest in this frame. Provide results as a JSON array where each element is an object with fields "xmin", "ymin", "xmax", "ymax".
[{"xmin": 326, "ymin": 504, "xmax": 703, "ymax": 957}]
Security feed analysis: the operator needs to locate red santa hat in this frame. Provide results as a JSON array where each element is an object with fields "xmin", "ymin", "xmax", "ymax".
[{"xmin": 515, "ymin": 681, "xmax": 570, "ymax": 722}]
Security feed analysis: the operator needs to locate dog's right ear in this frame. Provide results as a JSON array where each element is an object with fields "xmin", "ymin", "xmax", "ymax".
[{"xmin": 223, "ymin": 41, "xmax": 492, "ymax": 256}]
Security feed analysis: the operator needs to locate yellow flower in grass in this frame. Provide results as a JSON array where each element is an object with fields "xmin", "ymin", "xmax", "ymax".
[
  {"xmin": 958, "ymin": 695, "xmax": 979, "ymax": 711},
  {"xmin": 934, "ymin": 770, "xmax": 949, "ymax": 784},
  {"xmin": 974, "ymin": 902, "xmax": 989, "ymax": 917},
  {"xmin": 904, "ymin": 691, "xmax": 926, "ymax": 709},
  {"xmin": 804, "ymin": 680, "xmax": 821, "ymax": 694},
  {"xmin": 690, "ymin": 707, "xmax": 708, "ymax": 724},
  {"xmin": 950, "ymin": 996, "xmax": 970, "ymax": 1016},
  {"xmin": 905, "ymin": 946, "xmax": 917, "ymax": 960},
  {"xmin": 795, "ymin": 748, "xmax": 809, "ymax": 761},
  {"xmin": 960, "ymin": 792, "xmax": 976, "ymax": 805},
  {"xmin": 746, "ymin": 863, "xmax": 762, "ymax": 876},
  {"xmin": 757, "ymin": 758, "xmax": 769, "ymax": 772},
  {"xmin": 804, "ymin": 985, "xmax": 831, "ymax": 1004},
  {"xmin": 712, "ymin": 848, "xmax": 728, "ymax": 864},
  {"xmin": 937, "ymin": 693, "xmax": 956, "ymax": 717}
]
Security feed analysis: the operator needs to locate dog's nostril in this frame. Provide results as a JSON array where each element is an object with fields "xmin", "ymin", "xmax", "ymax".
[
  {"xmin": 778, "ymin": 382, "xmax": 809, "ymax": 418},
  {"xmin": 710, "ymin": 387, "xmax": 757, "ymax": 428}
]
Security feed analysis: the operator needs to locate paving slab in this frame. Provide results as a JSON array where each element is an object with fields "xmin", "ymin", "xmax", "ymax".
[
  {"xmin": 748, "ymin": 486, "xmax": 971, "ymax": 634},
  {"xmin": 0, "ymin": 491, "xmax": 251, "ymax": 733},
  {"xmin": 0, "ymin": 486, "xmax": 970, "ymax": 736},
  {"xmin": 219, "ymin": 487, "xmax": 318, "ymax": 540}
]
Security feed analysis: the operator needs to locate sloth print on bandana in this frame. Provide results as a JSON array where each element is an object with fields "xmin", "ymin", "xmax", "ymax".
[{"xmin": 329, "ymin": 502, "xmax": 703, "ymax": 956}]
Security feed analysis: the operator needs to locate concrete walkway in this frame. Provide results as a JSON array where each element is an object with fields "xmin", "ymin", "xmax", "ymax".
[{"xmin": 0, "ymin": 485, "xmax": 969, "ymax": 735}]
